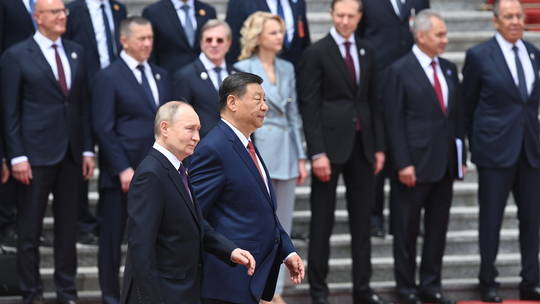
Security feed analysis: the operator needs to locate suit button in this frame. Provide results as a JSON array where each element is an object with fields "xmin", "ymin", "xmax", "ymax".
[{"xmin": 275, "ymin": 239, "xmax": 279, "ymax": 244}]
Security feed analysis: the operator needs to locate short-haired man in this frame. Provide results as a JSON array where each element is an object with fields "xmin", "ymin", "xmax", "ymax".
[
  {"xmin": 121, "ymin": 101, "xmax": 255, "ymax": 304},
  {"xmin": 384, "ymin": 10, "xmax": 464, "ymax": 304},
  {"xmin": 297, "ymin": 0, "xmax": 386, "ymax": 303},
  {"xmin": 462, "ymin": 0, "xmax": 540, "ymax": 301},
  {"xmin": 189, "ymin": 72, "xmax": 305, "ymax": 304},
  {"xmin": 173, "ymin": 19, "xmax": 234, "ymax": 137},
  {"xmin": 91, "ymin": 16, "xmax": 172, "ymax": 304}
]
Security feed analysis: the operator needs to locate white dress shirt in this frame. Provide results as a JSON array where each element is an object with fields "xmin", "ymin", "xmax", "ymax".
[
  {"xmin": 495, "ymin": 33, "xmax": 535, "ymax": 96},
  {"xmin": 412, "ymin": 44, "xmax": 449, "ymax": 108},
  {"xmin": 266, "ymin": 0, "xmax": 294, "ymax": 44},
  {"xmin": 199, "ymin": 53, "xmax": 228, "ymax": 91},
  {"xmin": 170, "ymin": 0, "xmax": 197, "ymax": 31},
  {"xmin": 22, "ymin": 0, "xmax": 33, "ymax": 14},
  {"xmin": 86, "ymin": 0, "xmax": 116, "ymax": 69},
  {"xmin": 153, "ymin": 142, "xmax": 182, "ymax": 171},
  {"xmin": 390, "ymin": 0, "xmax": 406, "ymax": 16},
  {"xmin": 120, "ymin": 50, "xmax": 160, "ymax": 106},
  {"xmin": 330, "ymin": 27, "xmax": 360, "ymax": 85}
]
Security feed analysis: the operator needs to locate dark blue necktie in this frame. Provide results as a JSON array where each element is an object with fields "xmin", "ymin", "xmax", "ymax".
[
  {"xmin": 136, "ymin": 65, "xmax": 157, "ymax": 108},
  {"xmin": 100, "ymin": 3, "xmax": 117, "ymax": 63},
  {"xmin": 276, "ymin": 0, "xmax": 290, "ymax": 49},
  {"xmin": 29, "ymin": 0, "xmax": 37, "ymax": 29},
  {"xmin": 178, "ymin": 163, "xmax": 192, "ymax": 202},
  {"xmin": 395, "ymin": 0, "xmax": 405, "ymax": 19},
  {"xmin": 180, "ymin": 4, "xmax": 195, "ymax": 47},
  {"xmin": 213, "ymin": 66, "xmax": 223, "ymax": 88},
  {"xmin": 512, "ymin": 45, "xmax": 528, "ymax": 102}
]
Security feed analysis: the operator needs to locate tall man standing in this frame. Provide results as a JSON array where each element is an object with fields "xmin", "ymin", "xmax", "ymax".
[
  {"xmin": 92, "ymin": 16, "xmax": 172, "ymax": 304},
  {"xmin": 297, "ymin": 0, "xmax": 386, "ymax": 303},
  {"xmin": 189, "ymin": 72, "xmax": 305, "ymax": 304},
  {"xmin": 384, "ymin": 10, "xmax": 464, "ymax": 304},
  {"xmin": 1, "ymin": 0, "xmax": 94, "ymax": 302},
  {"xmin": 462, "ymin": 0, "xmax": 540, "ymax": 302}
]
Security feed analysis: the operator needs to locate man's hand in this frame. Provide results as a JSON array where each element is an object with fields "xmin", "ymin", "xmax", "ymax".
[
  {"xmin": 296, "ymin": 159, "xmax": 307, "ymax": 185},
  {"xmin": 284, "ymin": 253, "xmax": 305, "ymax": 284},
  {"xmin": 1, "ymin": 160, "xmax": 10, "ymax": 184},
  {"xmin": 312, "ymin": 155, "xmax": 331, "ymax": 182},
  {"xmin": 462, "ymin": 165, "xmax": 468, "ymax": 177},
  {"xmin": 398, "ymin": 165, "xmax": 416, "ymax": 187},
  {"xmin": 12, "ymin": 161, "xmax": 32, "ymax": 185},
  {"xmin": 82, "ymin": 156, "xmax": 95, "ymax": 180},
  {"xmin": 374, "ymin": 151, "xmax": 385, "ymax": 174},
  {"xmin": 119, "ymin": 168, "xmax": 135, "ymax": 193},
  {"xmin": 230, "ymin": 248, "xmax": 256, "ymax": 276}
]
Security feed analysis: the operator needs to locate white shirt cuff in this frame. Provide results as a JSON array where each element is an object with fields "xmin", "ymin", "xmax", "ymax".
[
  {"xmin": 284, "ymin": 252, "xmax": 298, "ymax": 263},
  {"xmin": 83, "ymin": 151, "xmax": 95, "ymax": 157},
  {"xmin": 11, "ymin": 156, "xmax": 28, "ymax": 166}
]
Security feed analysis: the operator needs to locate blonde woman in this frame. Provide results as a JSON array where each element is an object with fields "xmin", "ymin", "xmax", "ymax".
[{"xmin": 234, "ymin": 11, "xmax": 307, "ymax": 304}]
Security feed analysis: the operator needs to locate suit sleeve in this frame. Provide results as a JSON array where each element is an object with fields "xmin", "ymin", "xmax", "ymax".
[
  {"xmin": 451, "ymin": 63, "xmax": 467, "ymax": 164},
  {"xmin": 1, "ymin": 50, "xmax": 25, "ymax": 160},
  {"xmin": 201, "ymin": 219, "xmax": 236, "ymax": 265},
  {"xmin": 172, "ymin": 69, "xmax": 193, "ymax": 102},
  {"xmin": 78, "ymin": 52, "xmax": 94, "ymax": 152},
  {"xmin": 461, "ymin": 49, "xmax": 482, "ymax": 145},
  {"xmin": 91, "ymin": 70, "xmax": 131, "ymax": 173},
  {"xmin": 0, "ymin": 4, "xmax": 5, "ymax": 53},
  {"xmin": 367, "ymin": 49, "xmax": 386, "ymax": 152},
  {"xmin": 126, "ymin": 170, "xmax": 165, "ymax": 304}
]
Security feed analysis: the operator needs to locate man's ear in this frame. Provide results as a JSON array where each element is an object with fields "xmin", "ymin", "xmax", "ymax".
[{"xmin": 226, "ymin": 95, "xmax": 237, "ymax": 112}]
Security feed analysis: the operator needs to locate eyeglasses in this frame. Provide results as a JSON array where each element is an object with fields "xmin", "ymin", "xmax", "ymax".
[
  {"xmin": 204, "ymin": 37, "xmax": 225, "ymax": 44},
  {"xmin": 39, "ymin": 8, "xmax": 69, "ymax": 16}
]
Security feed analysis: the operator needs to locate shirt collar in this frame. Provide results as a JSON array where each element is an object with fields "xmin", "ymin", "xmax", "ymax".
[
  {"xmin": 412, "ymin": 44, "xmax": 438, "ymax": 69},
  {"xmin": 199, "ymin": 53, "xmax": 226, "ymax": 72},
  {"xmin": 153, "ymin": 142, "xmax": 182, "ymax": 171},
  {"xmin": 170, "ymin": 0, "xmax": 195, "ymax": 10},
  {"xmin": 120, "ymin": 50, "xmax": 149, "ymax": 71},
  {"xmin": 330, "ymin": 27, "xmax": 356, "ymax": 46},
  {"xmin": 495, "ymin": 32, "xmax": 526, "ymax": 53},
  {"xmin": 86, "ymin": 0, "xmax": 110, "ymax": 10},
  {"xmin": 221, "ymin": 118, "xmax": 250, "ymax": 148},
  {"xmin": 33, "ymin": 30, "xmax": 63, "ymax": 50}
]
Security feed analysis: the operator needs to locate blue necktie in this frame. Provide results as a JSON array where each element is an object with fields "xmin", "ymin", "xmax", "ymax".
[
  {"xmin": 100, "ymin": 3, "xmax": 117, "ymax": 63},
  {"xmin": 136, "ymin": 65, "xmax": 157, "ymax": 108},
  {"xmin": 28, "ymin": 0, "xmax": 37, "ymax": 29},
  {"xmin": 395, "ymin": 0, "xmax": 405, "ymax": 19},
  {"xmin": 276, "ymin": 0, "xmax": 290, "ymax": 49},
  {"xmin": 180, "ymin": 4, "xmax": 195, "ymax": 47},
  {"xmin": 512, "ymin": 45, "xmax": 528, "ymax": 102},
  {"xmin": 213, "ymin": 66, "xmax": 223, "ymax": 88}
]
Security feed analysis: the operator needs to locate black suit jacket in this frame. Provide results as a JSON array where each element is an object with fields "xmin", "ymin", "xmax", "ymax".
[
  {"xmin": 0, "ymin": 0, "xmax": 34, "ymax": 53},
  {"xmin": 120, "ymin": 148, "xmax": 236, "ymax": 304},
  {"xmin": 385, "ymin": 52, "xmax": 465, "ymax": 182},
  {"xmin": 173, "ymin": 58, "xmax": 234, "ymax": 137},
  {"xmin": 357, "ymin": 0, "xmax": 430, "ymax": 70},
  {"xmin": 462, "ymin": 37, "xmax": 540, "ymax": 168},
  {"xmin": 92, "ymin": 59, "xmax": 171, "ymax": 188},
  {"xmin": 64, "ymin": 0, "xmax": 127, "ymax": 81},
  {"xmin": 1, "ymin": 38, "xmax": 93, "ymax": 166},
  {"xmin": 142, "ymin": 0, "xmax": 216, "ymax": 74},
  {"xmin": 297, "ymin": 34, "xmax": 384, "ymax": 164},
  {"xmin": 225, "ymin": 0, "xmax": 310, "ymax": 65}
]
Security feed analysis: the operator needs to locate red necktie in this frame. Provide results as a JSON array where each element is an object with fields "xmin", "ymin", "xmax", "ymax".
[
  {"xmin": 52, "ymin": 44, "xmax": 68, "ymax": 96},
  {"xmin": 247, "ymin": 141, "xmax": 264, "ymax": 179},
  {"xmin": 343, "ymin": 41, "xmax": 357, "ymax": 85},
  {"xmin": 431, "ymin": 60, "xmax": 445, "ymax": 113}
]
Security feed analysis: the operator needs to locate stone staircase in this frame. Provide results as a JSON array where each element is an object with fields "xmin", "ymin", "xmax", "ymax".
[{"xmin": 1, "ymin": 0, "xmax": 536, "ymax": 303}]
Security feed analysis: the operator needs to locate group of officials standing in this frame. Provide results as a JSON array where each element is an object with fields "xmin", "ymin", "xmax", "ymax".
[{"xmin": 1, "ymin": 0, "xmax": 540, "ymax": 304}]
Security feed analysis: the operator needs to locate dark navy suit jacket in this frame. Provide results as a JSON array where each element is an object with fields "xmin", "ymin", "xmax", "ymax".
[
  {"xmin": 121, "ymin": 148, "xmax": 236, "ymax": 304},
  {"xmin": 462, "ymin": 37, "xmax": 540, "ymax": 168},
  {"xmin": 173, "ymin": 58, "xmax": 235, "ymax": 137},
  {"xmin": 65, "ymin": 0, "xmax": 127, "ymax": 81},
  {"xmin": 91, "ymin": 58, "xmax": 171, "ymax": 188},
  {"xmin": 142, "ymin": 0, "xmax": 216, "ymax": 74},
  {"xmin": 189, "ymin": 121, "xmax": 296, "ymax": 303},
  {"xmin": 0, "ymin": 0, "xmax": 34, "ymax": 53},
  {"xmin": 1, "ymin": 38, "xmax": 93, "ymax": 166}
]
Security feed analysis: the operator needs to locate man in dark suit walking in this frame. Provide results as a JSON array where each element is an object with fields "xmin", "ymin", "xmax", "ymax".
[
  {"xmin": 0, "ymin": 0, "xmax": 94, "ymax": 302},
  {"xmin": 174, "ymin": 19, "xmax": 233, "ymax": 137},
  {"xmin": 91, "ymin": 16, "xmax": 172, "ymax": 304},
  {"xmin": 297, "ymin": 0, "xmax": 386, "ymax": 303},
  {"xmin": 189, "ymin": 72, "xmax": 305, "ymax": 304},
  {"xmin": 225, "ymin": 0, "xmax": 310, "ymax": 65},
  {"xmin": 462, "ymin": 0, "xmax": 540, "ymax": 302},
  {"xmin": 121, "ymin": 101, "xmax": 255, "ymax": 304},
  {"xmin": 357, "ymin": 0, "xmax": 430, "ymax": 238},
  {"xmin": 64, "ymin": 0, "xmax": 127, "ymax": 245},
  {"xmin": 142, "ymin": 0, "xmax": 216, "ymax": 74},
  {"xmin": 384, "ymin": 10, "xmax": 464, "ymax": 304}
]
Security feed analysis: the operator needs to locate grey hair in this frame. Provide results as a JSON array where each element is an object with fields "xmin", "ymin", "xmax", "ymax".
[
  {"xmin": 493, "ymin": 0, "xmax": 521, "ymax": 17},
  {"xmin": 154, "ymin": 101, "xmax": 192, "ymax": 138},
  {"xmin": 120, "ymin": 16, "xmax": 152, "ymax": 37},
  {"xmin": 413, "ymin": 9, "xmax": 443, "ymax": 38},
  {"xmin": 200, "ymin": 19, "xmax": 232, "ymax": 41}
]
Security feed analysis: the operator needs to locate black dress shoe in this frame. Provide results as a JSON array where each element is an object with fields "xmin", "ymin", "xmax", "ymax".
[
  {"xmin": 370, "ymin": 225, "xmax": 385, "ymax": 238},
  {"xmin": 480, "ymin": 286, "xmax": 502, "ymax": 303},
  {"xmin": 1, "ymin": 227, "xmax": 17, "ymax": 247},
  {"xmin": 399, "ymin": 293, "xmax": 422, "ymax": 304},
  {"xmin": 356, "ymin": 291, "xmax": 389, "ymax": 304},
  {"xmin": 39, "ymin": 234, "xmax": 53, "ymax": 247},
  {"xmin": 419, "ymin": 291, "xmax": 453, "ymax": 304},
  {"xmin": 77, "ymin": 231, "xmax": 98, "ymax": 245},
  {"xmin": 520, "ymin": 286, "xmax": 540, "ymax": 301},
  {"xmin": 311, "ymin": 296, "xmax": 329, "ymax": 304}
]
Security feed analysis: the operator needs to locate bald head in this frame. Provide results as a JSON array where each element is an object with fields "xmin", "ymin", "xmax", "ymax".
[{"xmin": 34, "ymin": 0, "xmax": 67, "ymax": 41}]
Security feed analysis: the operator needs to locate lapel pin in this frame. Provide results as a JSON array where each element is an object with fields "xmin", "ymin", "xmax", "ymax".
[
  {"xmin": 155, "ymin": 73, "xmax": 161, "ymax": 80},
  {"xmin": 359, "ymin": 48, "xmax": 365, "ymax": 56},
  {"xmin": 531, "ymin": 53, "xmax": 535, "ymax": 60},
  {"xmin": 71, "ymin": 52, "xmax": 77, "ymax": 60},
  {"xmin": 446, "ymin": 69, "xmax": 452, "ymax": 76},
  {"xmin": 113, "ymin": 4, "xmax": 120, "ymax": 11},
  {"xmin": 287, "ymin": 97, "xmax": 292, "ymax": 102},
  {"xmin": 198, "ymin": 9, "xmax": 206, "ymax": 16},
  {"xmin": 200, "ymin": 72, "xmax": 208, "ymax": 80}
]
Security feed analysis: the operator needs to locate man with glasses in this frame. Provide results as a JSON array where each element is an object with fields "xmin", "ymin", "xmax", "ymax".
[
  {"xmin": 173, "ymin": 19, "xmax": 233, "ymax": 137},
  {"xmin": 0, "ymin": 0, "xmax": 94, "ymax": 302},
  {"xmin": 462, "ymin": 0, "xmax": 540, "ymax": 301}
]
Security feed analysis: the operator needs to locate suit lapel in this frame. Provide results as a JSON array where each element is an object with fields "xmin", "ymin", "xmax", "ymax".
[
  {"xmin": 257, "ymin": 0, "xmax": 271, "ymax": 11},
  {"xmin": 523, "ymin": 42, "xmax": 540, "ymax": 102},
  {"xmin": 194, "ymin": 59, "xmax": 218, "ymax": 93},
  {"xmin": 14, "ymin": 0, "xmax": 34, "ymax": 31},
  {"xmin": 384, "ymin": 0, "xmax": 402, "ymax": 21},
  {"xmin": 27, "ymin": 39, "xmax": 63, "ymax": 95},
  {"xmin": 118, "ymin": 59, "xmax": 156, "ymax": 112},
  {"xmin": 111, "ymin": 1, "xmax": 123, "ymax": 43},
  {"xmin": 439, "ymin": 59, "xmax": 455, "ymax": 114},
  {"xmin": 194, "ymin": 1, "xmax": 208, "ymax": 48},
  {"xmin": 409, "ymin": 53, "xmax": 446, "ymax": 114},
  {"xmin": 80, "ymin": 2, "xmax": 99, "ymax": 55},
  {"xmin": 64, "ymin": 41, "xmax": 79, "ymax": 95},
  {"xmin": 490, "ymin": 38, "xmax": 522, "ymax": 102},
  {"xmin": 149, "ymin": 64, "xmax": 164, "ymax": 108},
  {"xmin": 355, "ymin": 40, "xmax": 367, "ymax": 96},
  {"xmin": 163, "ymin": 0, "xmax": 191, "ymax": 47},
  {"xmin": 325, "ymin": 35, "xmax": 356, "ymax": 92}
]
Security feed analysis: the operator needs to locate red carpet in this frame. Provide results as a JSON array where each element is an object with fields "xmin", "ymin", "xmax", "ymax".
[{"xmin": 458, "ymin": 301, "xmax": 540, "ymax": 304}]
